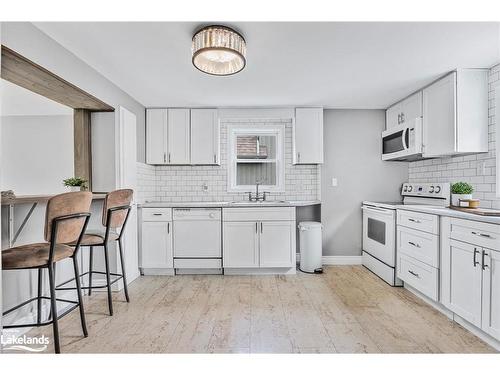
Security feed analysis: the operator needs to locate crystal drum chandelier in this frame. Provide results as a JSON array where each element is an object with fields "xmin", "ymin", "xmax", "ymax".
[{"xmin": 192, "ymin": 25, "xmax": 246, "ymax": 76}]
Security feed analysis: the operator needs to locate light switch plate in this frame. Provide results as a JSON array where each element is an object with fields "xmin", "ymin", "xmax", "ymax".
[{"xmin": 331, "ymin": 178, "xmax": 338, "ymax": 187}]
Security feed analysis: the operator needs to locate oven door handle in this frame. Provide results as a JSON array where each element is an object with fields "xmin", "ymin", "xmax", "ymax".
[{"xmin": 362, "ymin": 206, "xmax": 394, "ymax": 216}]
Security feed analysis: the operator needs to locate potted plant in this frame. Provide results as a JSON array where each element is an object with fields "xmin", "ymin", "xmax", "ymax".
[
  {"xmin": 451, "ymin": 181, "xmax": 474, "ymax": 206},
  {"xmin": 63, "ymin": 177, "xmax": 88, "ymax": 192}
]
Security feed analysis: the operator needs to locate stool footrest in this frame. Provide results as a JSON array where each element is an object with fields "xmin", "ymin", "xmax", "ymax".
[{"xmin": 56, "ymin": 271, "xmax": 124, "ymax": 291}]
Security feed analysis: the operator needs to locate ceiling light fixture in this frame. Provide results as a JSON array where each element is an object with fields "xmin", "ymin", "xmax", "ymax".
[{"xmin": 192, "ymin": 25, "xmax": 246, "ymax": 76}]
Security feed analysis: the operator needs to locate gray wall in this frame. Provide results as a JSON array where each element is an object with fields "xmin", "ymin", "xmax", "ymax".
[
  {"xmin": 1, "ymin": 22, "xmax": 146, "ymax": 162},
  {"xmin": 321, "ymin": 109, "xmax": 408, "ymax": 256}
]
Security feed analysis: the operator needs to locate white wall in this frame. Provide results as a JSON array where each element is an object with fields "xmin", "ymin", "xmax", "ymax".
[
  {"xmin": 1, "ymin": 115, "xmax": 74, "ymax": 195},
  {"xmin": 1, "ymin": 22, "xmax": 146, "ymax": 163},
  {"xmin": 321, "ymin": 109, "xmax": 408, "ymax": 256}
]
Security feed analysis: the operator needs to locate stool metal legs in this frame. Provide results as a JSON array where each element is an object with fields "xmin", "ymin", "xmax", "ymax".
[
  {"xmin": 88, "ymin": 246, "xmax": 94, "ymax": 296},
  {"xmin": 37, "ymin": 268, "xmax": 43, "ymax": 325},
  {"xmin": 48, "ymin": 264, "xmax": 60, "ymax": 354},
  {"xmin": 73, "ymin": 256, "xmax": 88, "ymax": 337},
  {"xmin": 118, "ymin": 238, "xmax": 130, "ymax": 303},
  {"xmin": 103, "ymin": 243, "xmax": 114, "ymax": 316}
]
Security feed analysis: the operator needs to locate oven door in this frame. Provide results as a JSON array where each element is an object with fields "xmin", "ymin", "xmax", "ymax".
[{"xmin": 362, "ymin": 205, "xmax": 396, "ymax": 266}]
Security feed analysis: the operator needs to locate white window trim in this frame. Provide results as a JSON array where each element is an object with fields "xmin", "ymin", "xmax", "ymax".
[{"xmin": 227, "ymin": 123, "xmax": 285, "ymax": 193}]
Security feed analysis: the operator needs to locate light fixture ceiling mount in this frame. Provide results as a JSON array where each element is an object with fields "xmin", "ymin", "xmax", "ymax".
[{"xmin": 192, "ymin": 25, "xmax": 246, "ymax": 76}]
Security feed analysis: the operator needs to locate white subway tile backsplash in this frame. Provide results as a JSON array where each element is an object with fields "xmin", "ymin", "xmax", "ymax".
[
  {"xmin": 408, "ymin": 64, "xmax": 499, "ymax": 208},
  {"xmin": 136, "ymin": 119, "xmax": 320, "ymax": 202}
]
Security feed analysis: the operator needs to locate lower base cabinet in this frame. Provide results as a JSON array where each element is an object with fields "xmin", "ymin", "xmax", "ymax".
[
  {"xmin": 441, "ymin": 217, "xmax": 500, "ymax": 341},
  {"xmin": 223, "ymin": 207, "xmax": 296, "ymax": 269},
  {"xmin": 140, "ymin": 208, "xmax": 173, "ymax": 272}
]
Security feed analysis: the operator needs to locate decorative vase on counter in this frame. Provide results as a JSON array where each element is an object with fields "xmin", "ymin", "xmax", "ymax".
[{"xmin": 451, "ymin": 193, "xmax": 472, "ymax": 206}]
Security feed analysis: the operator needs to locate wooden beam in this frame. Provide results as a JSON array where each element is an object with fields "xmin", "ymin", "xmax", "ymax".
[
  {"xmin": 74, "ymin": 109, "xmax": 93, "ymax": 190},
  {"xmin": 1, "ymin": 45, "xmax": 114, "ymax": 112}
]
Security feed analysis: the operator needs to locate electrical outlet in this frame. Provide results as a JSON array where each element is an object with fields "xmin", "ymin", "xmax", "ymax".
[
  {"xmin": 331, "ymin": 177, "xmax": 338, "ymax": 187},
  {"xmin": 477, "ymin": 161, "xmax": 486, "ymax": 176},
  {"xmin": 201, "ymin": 182, "xmax": 209, "ymax": 192}
]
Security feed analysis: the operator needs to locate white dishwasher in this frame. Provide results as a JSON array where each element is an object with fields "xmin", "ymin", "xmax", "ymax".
[{"xmin": 172, "ymin": 208, "xmax": 222, "ymax": 273}]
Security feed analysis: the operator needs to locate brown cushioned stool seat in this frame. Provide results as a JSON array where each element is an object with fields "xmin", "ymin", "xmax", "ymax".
[
  {"xmin": 70, "ymin": 232, "xmax": 119, "ymax": 246},
  {"xmin": 2, "ymin": 243, "xmax": 74, "ymax": 269}
]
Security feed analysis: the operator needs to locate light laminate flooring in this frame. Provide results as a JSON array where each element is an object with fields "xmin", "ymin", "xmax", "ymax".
[{"xmin": 26, "ymin": 266, "xmax": 496, "ymax": 353}]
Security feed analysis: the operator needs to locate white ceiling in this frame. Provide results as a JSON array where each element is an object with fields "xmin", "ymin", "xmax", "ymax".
[
  {"xmin": 1, "ymin": 79, "xmax": 73, "ymax": 116},
  {"xmin": 34, "ymin": 22, "xmax": 500, "ymax": 109}
]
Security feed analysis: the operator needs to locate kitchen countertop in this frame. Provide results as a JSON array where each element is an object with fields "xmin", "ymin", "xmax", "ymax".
[
  {"xmin": 396, "ymin": 204, "xmax": 500, "ymax": 225},
  {"xmin": 138, "ymin": 200, "xmax": 321, "ymax": 208},
  {"xmin": 1, "ymin": 193, "xmax": 106, "ymax": 205}
]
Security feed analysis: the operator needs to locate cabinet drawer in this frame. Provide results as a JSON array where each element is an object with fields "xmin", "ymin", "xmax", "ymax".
[
  {"xmin": 397, "ymin": 226, "xmax": 439, "ymax": 267},
  {"xmin": 450, "ymin": 218, "xmax": 500, "ymax": 251},
  {"xmin": 397, "ymin": 254, "xmax": 439, "ymax": 301},
  {"xmin": 223, "ymin": 207, "xmax": 295, "ymax": 222},
  {"xmin": 141, "ymin": 208, "xmax": 172, "ymax": 221},
  {"xmin": 397, "ymin": 210, "xmax": 438, "ymax": 234}
]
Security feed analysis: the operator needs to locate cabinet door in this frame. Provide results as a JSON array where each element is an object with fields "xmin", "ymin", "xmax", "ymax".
[
  {"xmin": 259, "ymin": 221, "xmax": 294, "ymax": 267},
  {"xmin": 146, "ymin": 108, "xmax": 167, "ymax": 164},
  {"xmin": 482, "ymin": 248, "xmax": 500, "ymax": 340},
  {"xmin": 400, "ymin": 91, "xmax": 422, "ymax": 124},
  {"xmin": 447, "ymin": 239, "xmax": 483, "ymax": 327},
  {"xmin": 422, "ymin": 72, "xmax": 457, "ymax": 157},
  {"xmin": 386, "ymin": 104, "xmax": 401, "ymax": 130},
  {"xmin": 190, "ymin": 108, "xmax": 219, "ymax": 165},
  {"xmin": 167, "ymin": 108, "xmax": 190, "ymax": 164},
  {"xmin": 141, "ymin": 221, "xmax": 173, "ymax": 268},
  {"xmin": 294, "ymin": 107, "xmax": 323, "ymax": 164},
  {"xmin": 223, "ymin": 221, "xmax": 259, "ymax": 268}
]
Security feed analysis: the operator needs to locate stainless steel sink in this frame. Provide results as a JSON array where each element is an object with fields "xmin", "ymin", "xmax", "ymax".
[{"xmin": 229, "ymin": 200, "xmax": 289, "ymax": 205}]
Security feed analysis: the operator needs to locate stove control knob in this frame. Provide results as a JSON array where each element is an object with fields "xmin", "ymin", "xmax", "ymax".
[
  {"xmin": 429, "ymin": 185, "xmax": 435, "ymax": 193},
  {"xmin": 407, "ymin": 186, "xmax": 413, "ymax": 192},
  {"xmin": 403, "ymin": 185, "xmax": 408, "ymax": 192},
  {"xmin": 435, "ymin": 186, "xmax": 441, "ymax": 194}
]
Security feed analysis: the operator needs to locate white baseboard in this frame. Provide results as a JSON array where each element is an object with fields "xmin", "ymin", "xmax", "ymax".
[{"xmin": 296, "ymin": 253, "xmax": 362, "ymax": 265}]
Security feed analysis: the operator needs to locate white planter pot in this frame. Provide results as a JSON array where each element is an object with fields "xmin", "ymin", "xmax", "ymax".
[
  {"xmin": 451, "ymin": 193, "xmax": 472, "ymax": 206},
  {"xmin": 68, "ymin": 186, "xmax": 82, "ymax": 192}
]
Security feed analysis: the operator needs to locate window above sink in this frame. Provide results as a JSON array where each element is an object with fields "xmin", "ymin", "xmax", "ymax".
[{"xmin": 228, "ymin": 124, "xmax": 285, "ymax": 193}]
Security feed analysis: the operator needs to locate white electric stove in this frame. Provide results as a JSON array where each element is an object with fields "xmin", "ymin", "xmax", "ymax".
[{"xmin": 361, "ymin": 182, "xmax": 450, "ymax": 286}]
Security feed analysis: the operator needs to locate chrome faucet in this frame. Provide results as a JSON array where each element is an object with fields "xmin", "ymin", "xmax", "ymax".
[{"xmin": 246, "ymin": 180, "xmax": 270, "ymax": 202}]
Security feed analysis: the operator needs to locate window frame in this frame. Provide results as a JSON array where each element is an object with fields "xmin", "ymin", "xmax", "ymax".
[{"xmin": 227, "ymin": 123, "xmax": 285, "ymax": 193}]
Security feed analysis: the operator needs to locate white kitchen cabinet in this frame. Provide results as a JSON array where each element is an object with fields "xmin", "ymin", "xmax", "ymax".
[
  {"xmin": 386, "ymin": 91, "xmax": 422, "ymax": 130},
  {"xmin": 223, "ymin": 221, "xmax": 259, "ymax": 268},
  {"xmin": 445, "ymin": 239, "xmax": 483, "ymax": 326},
  {"xmin": 146, "ymin": 108, "xmax": 167, "ymax": 164},
  {"xmin": 167, "ymin": 108, "xmax": 190, "ymax": 164},
  {"xmin": 146, "ymin": 108, "xmax": 190, "ymax": 165},
  {"xmin": 223, "ymin": 207, "xmax": 296, "ymax": 270},
  {"xmin": 422, "ymin": 70, "xmax": 488, "ymax": 157},
  {"xmin": 259, "ymin": 221, "xmax": 294, "ymax": 267},
  {"xmin": 481, "ymin": 248, "xmax": 500, "ymax": 340},
  {"xmin": 141, "ymin": 221, "xmax": 173, "ymax": 269},
  {"xmin": 190, "ymin": 108, "xmax": 219, "ymax": 165},
  {"xmin": 294, "ymin": 107, "xmax": 323, "ymax": 164}
]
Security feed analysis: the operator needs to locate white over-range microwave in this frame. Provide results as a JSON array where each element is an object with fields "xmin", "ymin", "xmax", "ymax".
[{"xmin": 381, "ymin": 118, "xmax": 422, "ymax": 161}]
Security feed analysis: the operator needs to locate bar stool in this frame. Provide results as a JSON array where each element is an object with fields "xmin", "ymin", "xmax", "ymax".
[
  {"xmin": 2, "ymin": 191, "xmax": 92, "ymax": 354},
  {"xmin": 56, "ymin": 189, "xmax": 133, "ymax": 316}
]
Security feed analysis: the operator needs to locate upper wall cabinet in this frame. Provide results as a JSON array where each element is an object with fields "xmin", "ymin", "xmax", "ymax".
[
  {"xmin": 386, "ymin": 91, "xmax": 422, "ymax": 130},
  {"xmin": 146, "ymin": 108, "xmax": 167, "ymax": 164},
  {"xmin": 190, "ymin": 109, "xmax": 220, "ymax": 165},
  {"xmin": 293, "ymin": 107, "xmax": 324, "ymax": 164},
  {"xmin": 422, "ymin": 70, "xmax": 488, "ymax": 157},
  {"xmin": 147, "ymin": 108, "xmax": 220, "ymax": 165}
]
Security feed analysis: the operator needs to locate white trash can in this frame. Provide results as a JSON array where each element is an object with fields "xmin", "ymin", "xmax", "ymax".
[{"xmin": 298, "ymin": 221, "xmax": 323, "ymax": 274}]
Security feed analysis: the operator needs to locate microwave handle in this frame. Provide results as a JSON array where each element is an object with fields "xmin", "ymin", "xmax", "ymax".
[{"xmin": 402, "ymin": 127, "xmax": 409, "ymax": 150}]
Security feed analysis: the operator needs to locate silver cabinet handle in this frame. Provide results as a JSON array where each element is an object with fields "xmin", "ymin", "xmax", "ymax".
[
  {"xmin": 153, "ymin": 213, "xmax": 163, "ymax": 216},
  {"xmin": 255, "ymin": 222, "xmax": 258, "ymax": 233},
  {"xmin": 260, "ymin": 222, "xmax": 263, "ymax": 233},
  {"xmin": 473, "ymin": 248, "xmax": 480, "ymax": 267},
  {"xmin": 297, "ymin": 152, "xmax": 301, "ymax": 163},
  {"xmin": 408, "ymin": 218, "xmax": 421, "ymax": 223},
  {"xmin": 397, "ymin": 114, "xmax": 401, "ymax": 124},
  {"xmin": 482, "ymin": 250, "xmax": 489, "ymax": 270},
  {"xmin": 213, "ymin": 154, "xmax": 217, "ymax": 164},
  {"xmin": 163, "ymin": 152, "xmax": 166, "ymax": 163},
  {"xmin": 167, "ymin": 222, "xmax": 170, "ymax": 234},
  {"xmin": 168, "ymin": 153, "xmax": 171, "ymax": 163},
  {"xmin": 408, "ymin": 270, "xmax": 420, "ymax": 278},
  {"xmin": 401, "ymin": 112, "xmax": 405, "ymax": 123},
  {"xmin": 408, "ymin": 241, "xmax": 421, "ymax": 248},
  {"xmin": 472, "ymin": 231, "xmax": 492, "ymax": 238}
]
